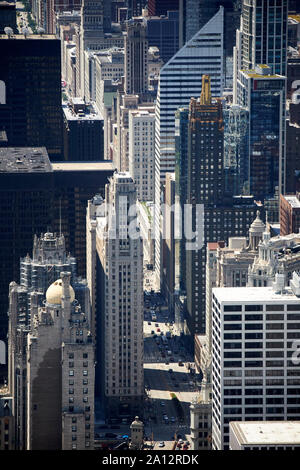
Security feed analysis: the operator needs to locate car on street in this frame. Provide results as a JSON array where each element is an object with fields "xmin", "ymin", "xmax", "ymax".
[
  {"xmin": 160, "ymin": 401, "xmax": 165, "ymax": 406},
  {"xmin": 155, "ymin": 323, "xmax": 159, "ymax": 327},
  {"xmin": 148, "ymin": 322, "xmax": 151, "ymax": 325},
  {"xmin": 170, "ymin": 417, "xmax": 176, "ymax": 423},
  {"xmin": 151, "ymin": 330, "xmax": 155, "ymax": 334},
  {"xmin": 159, "ymin": 442, "xmax": 165, "ymax": 447},
  {"xmin": 157, "ymin": 328, "xmax": 160, "ymax": 332}
]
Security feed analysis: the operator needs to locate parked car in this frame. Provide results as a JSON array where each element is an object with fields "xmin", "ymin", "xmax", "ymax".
[{"xmin": 159, "ymin": 442, "xmax": 165, "ymax": 447}]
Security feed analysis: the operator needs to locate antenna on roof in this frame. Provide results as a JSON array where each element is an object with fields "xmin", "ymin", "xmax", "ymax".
[{"xmin": 4, "ymin": 27, "xmax": 13, "ymax": 38}]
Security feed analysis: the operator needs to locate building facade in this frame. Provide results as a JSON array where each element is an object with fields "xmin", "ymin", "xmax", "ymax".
[
  {"xmin": 124, "ymin": 18, "xmax": 148, "ymax": 95},
  {"xmin": 0, "ymin": 34, "xmax": 63, "ymax": 160},
  {"xmin": 128, "ymin": 106, "xmax": 155, "ymax": 202},
  {"xmin": 154, "ymin": 8, "xmax": 224, "ymax": 286},
  {"xmin": 86, "ymin": 173, "xmax": 144, "ymax": 418},
  {"xmin": 211, "ymin": 273, "xmax": 300, "ymax": 450}
]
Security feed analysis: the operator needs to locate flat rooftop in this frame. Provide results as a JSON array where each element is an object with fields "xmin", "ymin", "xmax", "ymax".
[
  {"xmin": 52, "ymin": 161, "xmax": 115, "ymax": 172},
  {"xmin": 62, "ymin": 101, "xmax": 104, "ymax": 121},
  {"xmin": 212, "ymin": 285, "xmax": 300, "ymax": 303},
  {"xmin": 282, "ymin": 194, "xmax": 300, "ymax": 208},
  {"xmin": 231, "ymin": 421, "xmax": 300, "ymax": 446},
  {"xmin": 0, "ymin": 147, "xmax": 52, "ymax": 173}
]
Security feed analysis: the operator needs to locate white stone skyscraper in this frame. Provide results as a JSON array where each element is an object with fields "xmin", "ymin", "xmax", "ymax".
[
  {"xmin": 86, "ymin": 173, "xmax": 144, "ymax": 418},
  {"xmin": 211, "ymin": 272, "xmax": 300, "ymax": 450},
  {"xmin": 154, "ymin": 7, "xmax": 224, "ymax": 286}
]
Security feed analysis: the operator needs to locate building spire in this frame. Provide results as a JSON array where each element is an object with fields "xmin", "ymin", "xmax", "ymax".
[{"xmin": 200, "ymin": 75, "xmax": 212, "ymax": 105}]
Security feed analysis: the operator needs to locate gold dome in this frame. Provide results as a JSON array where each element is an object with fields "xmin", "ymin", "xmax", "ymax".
[{"xmin": 46, "ymin": 279, "xmax": 75, "ymax": 305}]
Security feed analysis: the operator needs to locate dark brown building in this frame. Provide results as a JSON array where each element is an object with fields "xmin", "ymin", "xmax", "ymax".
[
  {"xmin": 148, "ymin": 0, "xmax": 179, "ymax": 16},
  {"xmin": 280, "ymin": 193, "xmax": 300, "ymax": 236},
  {"xmin": 185, "ymin": 76, "xmax": 262, "ymax": 338}
]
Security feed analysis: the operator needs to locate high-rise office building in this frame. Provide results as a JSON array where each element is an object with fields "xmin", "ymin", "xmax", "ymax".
[
  {"xmin": 63, "ymin": 98, "xmax": 104, "ymax": 161},
  {"xmin": 8, "ymin": 233, "xmax": 90, "ymax": 449},
  {"xmin": 86, "ymin": 173, "xmax": 144, "ymax": 418},
  {"xmin": 9, "ymin": 271, "xmax": 94, "ymax": 450},
  {"xmin": 179, "ymin": 1, "xmax": 242, "ymax": 86},
  {"xmin": 143, "ymin": 10, "xmax": 179, "ymax": 64},
  {"xmin": 76, "ymin": 0, "xmax": 113, "ymax": 97},
  {"xmin": 128, "ymin": 106, "xmax": 155, "ymax": 202},
  {"xmin": 211, "ymin": 272, "xmax": 300, "ymax": 450},
  {"xmin": 240, "ymin": 0, "xmax": 288, "ymax": 76},
  {"xmin": 233, "ymin": 0, "xmax": 288, "ymax": 103},
  {"xmin": 183, "ymin": 77, "xmax": 261, "ymax": 337},
  {"xmin": 0, "ymin": 34, "xmax": 63, "ymax": 160},
  {"xmin": 236, "ymin": 64, "xmax": 286, "ymax": 199},
  {"xmin": 174, "ymin": 106, "xmax": 189, "ymax": 293},
  {"xmin": 124, "ymin": 18, "xmax": 148, "ymax": 95},
  {"xmin": 154, "ymin": 8, "xmax": 224, "ymax": 286}
]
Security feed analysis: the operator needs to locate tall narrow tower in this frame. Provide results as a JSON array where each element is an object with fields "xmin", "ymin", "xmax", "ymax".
[
  {"xmin": 124, "ymin": 18, "xmax": 148, "ymax": 95},
  {"xmin": 86, "ymin": 173, "xmax": 144, "ymax": 418}
]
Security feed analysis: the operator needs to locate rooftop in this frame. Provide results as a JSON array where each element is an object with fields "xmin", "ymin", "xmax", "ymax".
[
  {"xmin": 0, "ymin": 147, "xmax": 52, "ymax": 173},
  {"xmin": 231, "ymin": 421, "xmax": 300, "ymax": 446},
  {"xmin": 62, "ymin": 100, "xmax": 104, "ymax": 121},
  {"xmin": 282, "ymin": 194, "xmax": 300, "ymax": 208},
  {"xmin": 212, "ymin": 285, "xmax": 300, "ymax": 303},
  {"xmin": 52, "ymin": 161, "xmax": 115, "ymax": 172}
]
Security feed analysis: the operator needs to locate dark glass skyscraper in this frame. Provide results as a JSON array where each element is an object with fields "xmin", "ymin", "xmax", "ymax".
[
  {"xmin": 237, "ymin": 65, "xmax": 286, "ymax": 200},
  {"xmin": 184, "ymin": 76, "xmax": 261, "ymax": 336},
  {"xmin": 241, "ymin": 0, "xmax": 288, "ymax": 76},
  {"xmin": 0, "ymin": 34, "xmax": 63, "ymax": 160}
]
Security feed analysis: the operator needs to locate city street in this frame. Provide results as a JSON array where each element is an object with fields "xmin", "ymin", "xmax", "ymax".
[{"xmin": 143, "ymin": 291, "xmax": 199, "ymax": 445}]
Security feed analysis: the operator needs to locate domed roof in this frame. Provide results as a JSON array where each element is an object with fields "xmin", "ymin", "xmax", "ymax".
[
  {"xmin": 249, "ymin": 210, "xmax": 265, "ymax": 234},
  {"xmin": 46, "ymin": 279, "xmax": 75, "ymax": 305}
]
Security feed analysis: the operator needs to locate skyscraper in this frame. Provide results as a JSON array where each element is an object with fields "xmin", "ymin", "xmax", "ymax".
[
  {"xmin": 0, "ymin": 34, "xmax": 63, "ymax": 160},
  {"xmin": 154, "ymin": 7, "xmax": 224, "ymax": 285},
  {"xmin": 76, "ymin": 0, "xmax": 112, "ymax": 97},
  {"xmin": 236, "ymin": 64, "xmax": 286, "ymax": 199},
  {"xmin": 184, "ymin": 77, "xmax": 261, "ymax": 337},
  {"xmin": 124, "ymin": 18, "xmax": 148, "ymax": 95},
  {"xmin": 86, "ymin": 173, "xmax": 144, "ymax": 418},
  {"xmin": 211, "ymin": 273, "xmax": 300, "ymax": 450},
  {"xmin": 240, "ymin": 0, "xmax": 288, "ymax": 76},
  {"xmin": 179, "ymin": 0, "xmax": 242, "ymax": 86},
  {"xmin": 143, "ymin": 10, "xmax": 179, "ymax": 64},
  {"xmin": 233, "ymin": 0, "xmax": 288, "ymax": 103}
]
